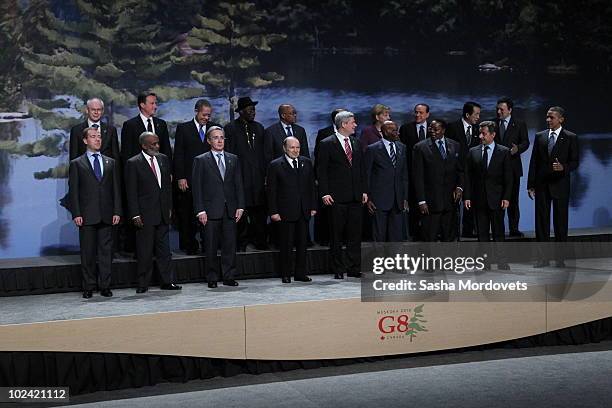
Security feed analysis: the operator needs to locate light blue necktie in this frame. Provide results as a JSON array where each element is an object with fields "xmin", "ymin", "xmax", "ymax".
[
  {"xmin": 548, "ymin": 132, "xmax": 556, "ymax": 155},
  {"xmin": 217, "ymin": 153, "xmax": 225, "ymax": 180}
]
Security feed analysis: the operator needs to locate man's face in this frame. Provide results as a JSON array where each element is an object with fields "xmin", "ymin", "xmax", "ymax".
[
  {"xmin": 207, "ymin": 129, "xmax": 225, "ymax": 152},
  {"xmin": 283, "ymin": 137, "xmax": 300, "ymax": 158},
  {"xmin": 414, "ymin": 105, "xmax": 429, "ymax": 124},
  {"xmin": 83, "ymin": 129, "xmax": 102, "ymax": 151},
  {"xmin": 546, "ymin": 110, "xmax": 564, "ymax": 130},
  {"xmin": 381, "ymin": 122, "xmax": 399, "ymax": 141},
  {"xmin": 496, "ymin": 103, "xmax": 511, "ymax": 120},
  {"xmin": 139, "ymin": 95, "xmax": 157, "ymax": 117},
  {"xmin": 195, "ymin": 106, "xmax": 212, "ymax": 125},
  {"xmin": 465, "ymin": 106, "xmax": 481, "ymax": 125},
  {"xmin": 240, "ymin": 105, "xmax": 256, "ymax": 122},
  {"xmin": 86, "ymin": 100, "xmax": 104, "ymax": 122},
  {"xmin": 479, "ymin": 126, "xmax": 495, "ymax": 144},
  {"xmin": 142, "ymin": 135, "xmax": 160, "ymax": 155},
  {"xmin": 428, "ymin": 121, "xmax": 445, "ymax": 140},
  {"xmin": 340, "ymin": 117, "xmax": 357, "ymax": 135},
  {"xmin": 280, "ymin": 106, "xmax": 297, "ymax": 125}
]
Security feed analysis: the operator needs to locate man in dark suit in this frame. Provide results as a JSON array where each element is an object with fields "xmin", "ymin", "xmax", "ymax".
[
  {"xmin": 125, "ymin": 132, "xmax": 181, "ymax": 293},
  {"xmin": 192, "ymin": 126, "xmax": 245, "ymax": 288},
  {"xmin": 313, "ymin": 108, "xmax": 345, "ymax": 246},
  {"xmin": 224, "ymin": 96, "xmax": 268, "ymax": 251},
  {"xmin": 446, "ymin": 101, "xmax": 481, "ymax": 239},
  {"xmin": 528, "ymin": 106, "xmax": 579, "ymax": 266},
  {"xmin": 412, "ymin": 119, "xmax": 464, "ymax": 242},
  {"xmin": 464, "ymin": 121, "xmax": 513, "ymax": 261},
  {"xmin": 494, "ymin": 97, "xmax": 530, "ymax": 237},
  {"xmin": 267, "ymin": 137, "xmax": 316, "ymax": 283},
  {"xmin": 399, "ymin": 103, "xmax": 430, "ymax": 240},
  {"xmin": 365, "ymin": 121, "xmax": 409, "ymax": 242},
  {"xmin": 174, "ymin": 99, "xmax": 220, "ymax": 254},
  {"xmin": 316, "ymin": 111, "xmax": 367, "ymax": 279},
  {"xmin": 69, "ymin": 98, "xmax": 120, "ymax": 161},
  {"xmin": 69, "ymin": 127, "xmax": 122, "ymax": 298},
  {"xmin": 264, "ymin": 104, "xmax": 311, "ymax": 164}
]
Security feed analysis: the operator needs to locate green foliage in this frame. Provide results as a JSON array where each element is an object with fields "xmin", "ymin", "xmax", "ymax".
[
  {"xmin": 34, "ymin": 163, "xmax": 69, "ymax": 179},
  {"xmin": 150, "ymin": 86, "xmax": 204, "ymax": 102}
]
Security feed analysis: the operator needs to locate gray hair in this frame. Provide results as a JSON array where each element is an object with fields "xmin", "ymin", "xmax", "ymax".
[
  {"xmin": 206, "ymin": 125, "xmax": 225, "ymax": 140},
  {"xmin": 282, "ymin": 136, "xmax": 300, "ymax": 147},
  {"xmin": 86, "ymin": 98, "xmax": 104, "ymax": 109},
  {"xmin": 479, "ymin": 120, "xmax": 496, "ymax": 135},
  {"xmin": 139, "ymin": 131, "xmax": 156, "ymax": 145},
  {"xmin": 334, "ymin": 110, "xmax": 355, "ymax": 130}
]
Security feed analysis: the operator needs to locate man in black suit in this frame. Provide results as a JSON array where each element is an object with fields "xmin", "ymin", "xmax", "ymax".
[
  {"xmin": 224, "ymin": 96, "xmax": 268, "ymax": 251},
  {"xmin": 313, "ymin": 108, "xmax": 345, "ymax": 246},
  {"xmin": 528, "ymin": 107, "xmax": 579, "ymax": 266},
  {"xmin": 264, "ymin": 104, "xmax": 311, "ymax": 164},
  {"xmin": 125, "ymin": 132, "xmax": 181, "ymax": 293},
  {"xmin": 69, "ymin": 127, "xmax": 121, "ymax": 298},
  {"xmin": 69, "ymin": 98, "xmax": 120, "ymax": 161},
  {"xmin": 365, "ymin": 121, "xmax": 409, "ymax": 242},
  {"xmin": 399, "ymin": 103, "xmax": 430, "ymax": 240},
  {"xmin": 174, "ymin": 99, "xmax": 220, "ymax": 254},
  {"xmin": 316, "ymin": 111, "xmax": 367, "ymax": 279},
  {"xmin": 464, "ymin": 121, "xmax": 513, "ymax": 252},
  {"xmin": 494, "ymin": 97, "xmax": 530, "ymax": 237},
  {"xmin": 267, "ymin": 137, "xmax": 316, "ymax": 283},
  {"xmin": 446, "ymin": 101, "xmax": 481, "ymax": 239},
  {"xmin": 192, "ymin": 126, "xmax": 245, "ymax": 288},
  {"xmin": 412, "ymin": 119, "xmax": 464, "ymax": 242}
]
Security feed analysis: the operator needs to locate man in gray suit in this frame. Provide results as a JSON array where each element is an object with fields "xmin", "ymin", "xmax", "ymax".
[{"xmin": 192, "ymin": 126, "xmax": 245, "ymax": 288}]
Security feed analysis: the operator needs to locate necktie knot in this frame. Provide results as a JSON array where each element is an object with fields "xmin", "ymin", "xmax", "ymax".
[
  {"xmin": 292, "ymin": 158, "xmax": 298, "ymax": 169},
  {"xmin": 147, "ymin": 118, "xmax": 153, "ymax": 133},
  {"xmin": 92, "ymin": 123, "xmax": 99, "ymax": 129},
  {"xmin": 286, "ymin": 126, "xmax": 293, "ymax": 136}
]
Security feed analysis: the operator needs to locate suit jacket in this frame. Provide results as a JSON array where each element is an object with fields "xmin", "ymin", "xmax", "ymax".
[
  {"xmin": 224, "ymin": 119, "xmax": 266, "ymax": 206},
  {"xmin": 173, "ymin": 120, "xmax": 220, "ymax": 183},
  {"xmin": 125, "ymin": 153, "xmax": 172, "ymax": 225},
  {"xmin": 267, "ymin": 156, "xmax": 316, "ymax": 221},
  {"xmin": 446, "ymin": 119, "xmax": 480, "ymax": 160},
  {"xmin": 359, "ymin": 125, "xmax": 382, "ymax": 152},
  {"xmin": 412, "ymin": 137, "xmax": 464, "ymax": 212},
  {"xmin": 316, "ymin": 134, "xmax": 366, "ymax": 203},
  {"xmin": 527, "ymin": 128, "xmax": 579, "ymax": 199},
  {"xmin": 399, "ymin": 121, "xmax": 428, "ymax": 202},
  {"xmin": 365, "ymin": 140, "xmax": 409, "ymax": 211},
  {"xmin": 69, "ymin": 153, "xmax": 122, "ymax": 224},
  {"xmin": 464, "ymin": 144, "xmax": 513, "ymax": 210},
  {"xmin": 314, "ymin": 125, "xmax": 335, "ymax": 162},
  {"xmin": 264, "ymin": 122, "xmax": 311, "ymax": 165},
  {"xmin": 121, "ymin": 115, "xmax": 172, "ymax": 166},
  {"xmin": 69, "ymin": 121, "xmax": 120, "ymax": 161},
  {"xmin": 192, "ymin": 151, "xmax": 245, "ymax": 219},
  {"xmin": 494, "ymin": 117, "xmax": 529, "ymax": 177}
]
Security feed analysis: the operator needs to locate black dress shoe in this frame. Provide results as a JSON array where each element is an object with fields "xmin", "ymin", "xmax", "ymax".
[
  {"xmin": 347, "ymin": 272, "xmax": 362, "ymax": 278},
  {"xmin": 100, "ymin": 288, "xmax": 113, "ymax": 297},
  {"xmin": 282, "ymin": 277, "xmax": 291, "ymax": 283},
  {"xmin": 497, "ymin": 263, "xmax": 511, "ymax": 270},
  {"xmin": 509, "ymin": 230, "xmax": 525, "ymax": 238},
  {"xmin": 334, "ymin": 273, "xmax": 344, "ymax": 279},
  {"xmin": 208, "ymin": 282, "xmax": 217, "ymax": 288},
  {"xmin": 160, "ymin": 283, "xmax": 182, "ymax": 290},
  {"xmin": 223, "ymin": 279, "xmax": 239, "ymax": 286},
  {"xmin": 136, "ymin": 287, "xmax": 148, "ymax": 294},
  {"xmin": 82, "ymin": 290, "xmax": 93, "ymax": 299},
  {"xmin": 534, "ymin": 260, "xmax": 550, "ymax": 268},
  {"xmin": 294, "ymin": 276, "xmax": 312, "ymax": 282}
]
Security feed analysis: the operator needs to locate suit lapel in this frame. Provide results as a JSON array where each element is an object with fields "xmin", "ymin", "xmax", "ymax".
[
  {"xmin": 332, "ymin": 136, "xmax": 351, "ymax": 166},
  {"xmin": 80, "ymin": 154, "xmax": 98, "ymax": 181},
  {"xmin": 140, "ymin": 154, "xmax": 160, "ymax": 188},
  {"xmin": 207, "ymin": 152, "xmax": 224, "ymax": 181},
  {"xmin": 551, "ymin": 130, "xmax": 566, "ymax": 157},
  {"xmin": 100, "ymin": 155, "xmax": 112, "ymax": 182}
]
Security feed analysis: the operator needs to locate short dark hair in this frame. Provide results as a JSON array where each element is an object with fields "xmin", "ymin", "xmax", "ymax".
[
  {"xmin": 137, "ymin": 91, "xmax": 157, "ymax": 107},
  {"xmin": 496, "ymin": 97, "xmax": 514, "ymax": 110},
  {"xmin": 479, "ymin": 120, "xmax": 496, "ymax": 134},
  {"xmin": 430, "ymin": 118, "xmax": 447, "ymax": 130},
  {"xmin": 331, "ymin": 108, "xmax": 346, "ymax": 123},
  {"xmin": 194, "ymin": 99, "xmax": 211, "ymax": 111},
  {"xmin": 415, "ymin": 103, "xmax": 430, "ymax": 113},
  {"xmin": 81, "ymin": 127, "xmax": 97, "ymax": 140},
  {"xmin": 462, "ymin": 101, "xmax": 481, "ymax": 117},
  {"xmin": 548, "ymin": 106, "xmax": 566, "ymax": 118}
]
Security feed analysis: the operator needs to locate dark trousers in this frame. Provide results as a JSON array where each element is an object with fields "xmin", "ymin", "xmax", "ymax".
[
  {"xmin": 506, "ymin": 173, "xmax": 522, "ymax": 233},
  {"xmin": 461, "ymin": 203, "xmax": 476, "ymax": 237},
  {"xmin": 278, "ymin": 217, "xmax": 308, "ymax": 279},
  {"xmin": 238, "ymin": 205, "xmax": 267, "ymax": 248},
  {"xmin": 79, "ymin": 222, "xmax": 113, "ymax": 290},
  {"xmin": 372, "ymin": 207, "xmax": 403, "ymax": 242},
  {"xmin": 204, "ymin": 207, "xmax": 237, "ymax": 283},
  {"xmin": 314, "ymin": 205, "xmax": 330, "ymax": 245},
  {"xmin": 407, "ymin": 205, "xmax": 421, "ymax": 241},
  {"xmin": 421, "ymin": 208, "xmax": 456, "ymax": 242},
  {"xmin": 475, "ymin": 207, "xmax": 505, "ymax": 242},
  {"xmin": 535, "ymin": 188, "xmax": 569, "ymax": 242},
  {"xmin": 135, "ymin": 222, "xmax": 173, "ymax": 288},
  {"xmin": 176, "ymin": 189, "xmax": 201, "ymax": 251},
  {"xmin": 329, "ymin": 202, "xmax": 362, "ymax": 274}
]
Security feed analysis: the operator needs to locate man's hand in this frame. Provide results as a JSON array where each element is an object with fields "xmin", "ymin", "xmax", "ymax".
[
  {"xmin": 552, "ymin": 158, "xmax": 564, "ymax": 172},
  {"xmin": 362, "ymin": 193, "xmax": 368, "ymax": 204},
  {"xmin": 528, "ymin": 188, "xmax": 535, "ymax": 200},
  {"xmin": 73, "ymin": 217, "xmax": 83, "ymax": 227},
  {"xmin": 235, "ymin": 209, "xmax": 244, "ymax": 222},
  {"xmin": 510, "ymin": 143, "xmax": 518, "ymax": 155},
  {"xmin": 271, "ymin": 213, "xmax": 281, "ymax": 222},
  {"xmin": 366, "ymin": 200, "xmax": 377, "ymax": 215},
  {"xmin": 453, "ymin": 187, "xmax": 463, "ymax": 202},
  {"xmin": 178, "ymin": 178, "xmax": 189, "ymax": 192},
  {"xmin": 198, "ymin": 212, "xmax": 208, "ymax": 226},
  {"xmin": 112, "ymin": 215, "xmax": 120, "ymax": 225},
  {"xmin": 464, "ymin": 200, "xmax": 471, "ymax": 210},
  {"xmin": 501, "ymin": 200, "xmax": 510, "ymax": 209},
  {"xmin": 419, "ymin": 203, "xmax": 429, "ymax": 215},
  {"xmin": 310, "ymin": 210, "xmax": 317, "ymax": 216},
  {"xmin": 322, "ymin": 195, "xmax": 334, "ymax": 206},
  {"xmin": 133, "ymin": 216, "xmax": 144, "ymax": 228}
]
